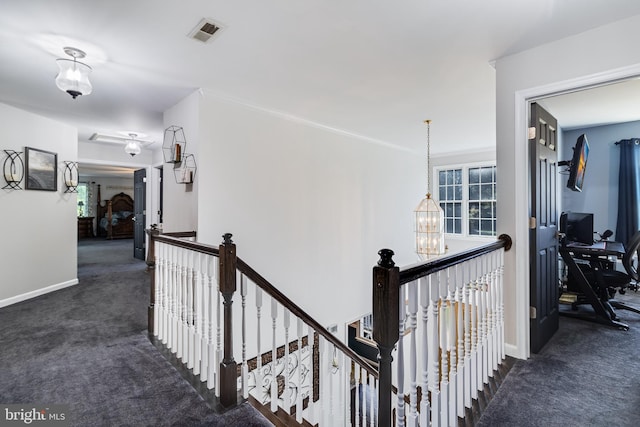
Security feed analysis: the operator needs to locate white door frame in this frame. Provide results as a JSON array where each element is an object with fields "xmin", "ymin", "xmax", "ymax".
[{"xmin": 512, "ymin": 63, "xmax": 640, "ymax": 359}]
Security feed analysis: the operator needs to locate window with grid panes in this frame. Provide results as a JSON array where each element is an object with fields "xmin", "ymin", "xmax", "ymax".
[
  {"xmin": 436, "ymin": 164, "xmax": 497, "ymax": 237},
  {"xmin": 468, "ymin": 166, "xmax": 497, "ymax": 236},
  {"xmin": 77, "ymin": 183, "xmax": 89, "ymax": 217},
  {"xmin": 438, "ymin": 168, "xmax": 462, "ymax": 234}
]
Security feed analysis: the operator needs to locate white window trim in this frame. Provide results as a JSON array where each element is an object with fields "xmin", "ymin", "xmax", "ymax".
[{"xmin": 433, "ymin": 161, "xmax": 497, "ymax": 239}]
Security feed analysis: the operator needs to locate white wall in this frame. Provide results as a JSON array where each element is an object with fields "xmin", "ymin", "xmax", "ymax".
[
  {"xmin": 560, "ymin": 121, "xmax": 640, "ymax": 236},
  {"xmin": 162, "ymin": 91, "xmax": 200, "ymax": 232},
  {"xmin": 495, "ymin": 14, "xmax": 640, "ymax": 358},
  {"xmin": 0, "ymin": 103, "xmax": 78, "ymax": 306},
  {"xmin": 188, "ymin": 92, "xmax": 424, "ymax": 331}
]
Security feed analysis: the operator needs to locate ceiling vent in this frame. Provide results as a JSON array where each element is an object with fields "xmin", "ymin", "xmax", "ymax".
[{"xmin": 188, "ymin": 18, "xmax": 223, "ymax": 43}]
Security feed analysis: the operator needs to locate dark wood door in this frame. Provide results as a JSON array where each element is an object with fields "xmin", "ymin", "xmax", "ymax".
[
  {"xmin": 134, "ymin": 168, "xmax": 146, "ymax": 260},
  {"xmin": 529, "ymin": 102, "xmax": 559, "ymax": 353}
]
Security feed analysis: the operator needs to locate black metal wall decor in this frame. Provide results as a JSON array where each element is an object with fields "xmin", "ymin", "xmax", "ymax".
[
  {"xmin": 2, "ymin": 150, "xmax": 24, "ymax": 190},
  {"xmin": 63, "ymin": 161, "xmax": 79, "ymax": 193},
  {"xmin": 162, "ymin": 125, "xmax": 187, "ymax": 164},
  {"xmin": 174, "ymin": 153, "xmax": 197, "ymax": 184}
]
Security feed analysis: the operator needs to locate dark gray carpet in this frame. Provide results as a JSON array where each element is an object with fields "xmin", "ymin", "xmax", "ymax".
[
  {"xmin": 478, "ymin": 291, "xmax": 640, "ymax": 427},
  {"xmin": 0, "ymin": 238, "xmax": 272, "ymax": 427}
]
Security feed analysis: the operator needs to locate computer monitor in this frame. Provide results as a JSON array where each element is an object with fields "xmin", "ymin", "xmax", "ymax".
[
  {"xmin": 560, "ymin": 212, "xmax": 594, "ymax": 246},
  {"xmin": 566, "ymin": 134, "xmax": 589, "ymax": 192}
]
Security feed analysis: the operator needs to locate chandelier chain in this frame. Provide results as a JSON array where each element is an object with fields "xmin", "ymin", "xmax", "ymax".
[{"xmin": 425, "ymin": 119, "xmax": 432, "ymax": 195}]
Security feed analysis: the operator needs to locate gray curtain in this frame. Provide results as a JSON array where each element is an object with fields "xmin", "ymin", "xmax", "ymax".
[{"xmin": 615, "ymin": 138, "xmax": 640, "ymax": 246}]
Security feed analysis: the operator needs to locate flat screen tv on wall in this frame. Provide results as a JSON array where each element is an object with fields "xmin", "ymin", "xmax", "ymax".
[{"xmin": 566, "ymin": 133, "xmax": 589, "ymax": 192}]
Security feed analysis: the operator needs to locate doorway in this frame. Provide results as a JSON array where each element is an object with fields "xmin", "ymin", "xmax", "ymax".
[{"xmin": 512, "ymin": 66, "xmax": 640, "ymax": 359}]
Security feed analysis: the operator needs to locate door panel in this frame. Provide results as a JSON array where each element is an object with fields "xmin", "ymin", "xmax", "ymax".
[
  {"xmin": 530, "ymin": 102, "xmax": 559, "ymax": 353},
  {"xmin": 134, "ymin": 168, "xmax": 146, "ymax": 260}
]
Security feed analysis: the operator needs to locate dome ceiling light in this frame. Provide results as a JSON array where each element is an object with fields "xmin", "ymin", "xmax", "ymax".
[
  {"xmin": 55, "ymin": 47, "xmax": 92, "ymax": 99},
  {"xmin": 124, "ymin": 133, "xmax": 141, "ymax": 157}
]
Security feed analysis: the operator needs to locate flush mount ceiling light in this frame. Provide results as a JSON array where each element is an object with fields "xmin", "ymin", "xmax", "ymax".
[
  {"xmin": 124, "ymin": 133, "xmax": 141, "ymax": 157},
  {"xmin": 55, "ymin": 47, "xmax": 92, "ymax": 99}
]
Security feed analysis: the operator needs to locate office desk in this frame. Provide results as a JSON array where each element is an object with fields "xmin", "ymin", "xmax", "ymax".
[{"xmin": 559, "ymin": 241, "xmax": 629, "ymax": 330}]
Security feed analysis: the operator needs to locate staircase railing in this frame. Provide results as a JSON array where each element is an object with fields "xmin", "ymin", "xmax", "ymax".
[
  {"xmin": 372, "ymin": 234, "xmax": 512, "ymax": 427},
  {"xmin": 146, "ymin": 230, "xmax": 378, "ymax": 425},
  {"xmin": 146, "ymin": 229, "xmax": 511, "ymax": 426}
]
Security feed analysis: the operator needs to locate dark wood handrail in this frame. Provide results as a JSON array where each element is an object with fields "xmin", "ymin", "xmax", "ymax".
[
  {"xmin": 153, "ymin": 234, "xmax": 220, "ymax": 256},
  {"xmin": 236, "ymin": 257, "xmax": 379, "ymax": 378},
  {"xmin": 162, "ymin": 230, "xmax": 197, "ymax": 238},
  {"xmin": 399, "ymin": 234, "xmax": 512, "ymax": 285},
  {"xmin": 149, "ymin": 231, "xmax": 378, "ymax": 378}
]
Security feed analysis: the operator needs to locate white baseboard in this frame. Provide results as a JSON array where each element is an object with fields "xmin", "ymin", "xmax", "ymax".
[
  {"xmin": 504, "ymin": 343, "xmax": 526, "ymax": 360},
  {"xmin": 0, "ymin": 279, "xmax": 79, "ymax": 309}
]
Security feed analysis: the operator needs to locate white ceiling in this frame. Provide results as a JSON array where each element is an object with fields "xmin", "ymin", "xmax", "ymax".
[{"xmin": 2, "ymin": 0, "xmax": 640, "ymax": 160}]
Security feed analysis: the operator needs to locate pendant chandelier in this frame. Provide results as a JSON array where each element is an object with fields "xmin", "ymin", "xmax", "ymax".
[
  {"xmin": 124, "ymin": 133, "xmax": 141, "ymax": 157},
  {"xmin": 414, "ymin": 119, "xmax": 445, "ymax": 259},
  {"xmin": 55, "ymin": 47, "xmax": 92, "ymax": 99}
]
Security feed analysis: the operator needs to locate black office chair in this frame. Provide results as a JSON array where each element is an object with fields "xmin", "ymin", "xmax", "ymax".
[{"xmin": 586, "ymin": 230, "xmax": 640, "ymax": 319}]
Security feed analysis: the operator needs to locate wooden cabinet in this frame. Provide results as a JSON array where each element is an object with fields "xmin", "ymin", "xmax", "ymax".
[{"xmin": 77, "ymin": 216, "xmax": 95, "ymax": 239}]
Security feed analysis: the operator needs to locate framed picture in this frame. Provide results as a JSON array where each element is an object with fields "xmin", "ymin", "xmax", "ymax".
[{"xmin": 25, "ymin": 147, "xmax": 57, "ymax": 191}]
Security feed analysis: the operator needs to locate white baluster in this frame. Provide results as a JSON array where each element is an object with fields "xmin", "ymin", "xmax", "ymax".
[
  {"xmin": 354, "ymin": 365, "xmax": 361, "ymax": 427},
  {"xmin": 215, "ymin": 261, "xmax": 222, "ymax": 396},
  {"xmin": 255, "ymin": 287, "xmax": 263, "ymax": 399},
  {"xmin": 407, "ymin": 280, "xmax": 418, "ymax": 427},
  {"xmin": 430, "ymin": 271, "xmax": 441, "ymax": 427},
  {"xmin": 368, "ymin": 374, "xmax": 376, "ymax": 427},
  {"xmin": 498, "ymin": 248, "xmax": 505, "ymax": 361},
  {"xmin": 271, "ymin": 297, "xmax": 278, "ymax": 413},
  {"xmin": 156, "ymin": 243, "xmax": 165, "ymax": 342},
  {"xmin": 307, "ymin": 327, "xmax": 317, "ymax": 425},
  {"xmin": 241, "ymin": 274, "xmax": 248, "ymax": 399},
  {"xmin": 178, "ymin": 248, "xmax": 185, "ymax": 360},
  {"xmin": 338, "ymin": 352, "xmax": 346, "ymax": 427},
  {"xmin": 448, "ymin": 267, "xmax": 458, "ymax": 427},
  {"xmin": 462, "ymin": 264, "xmax": 471, "ymax": 409},
  {"xmin": 470, "ymin": 259, "xmax": 478, "ymax": 400},
  {"xmin": 186, "ymin": 250, "xmax": 195, "ymax": 369},
  {"xmin": 361, "ymin": 365, "xmax": 367, "ymax": 427},
  {"xmin": 419, "ymin": 276, "xmax": 431, "ymax": 427},
  {"xmin": 193, "ymin": 252, "xmax": 202, "ymax": 376},
  {"xmin": 296, "ymin": 318, "xmax": 303, "ymax": 423},
  {"xmin": 165, "ymin": 243, "xmax": 172, "ymax": 346},
  {"xmin": 455, "ymin": 265, "xmax": 465, "ymax": 419},
  {"xmin": 200, "ymin": 254, "xmax": 209, "ymax": 382},
  {"xmin": 153, "ymin": 242, "xmax": 161, "ymax": 339},
  {"xmin": 167, "ymin": 245, "xmax": 175, "ymax": 350},
  {"xmin": 487, "ymin": 252, "xmax": 497, "ymax": 377},
  {"xmin": 396, "ymin": 284, "xmax": 406, "ymax": 427},
  {"xmin": 166, "ymin": 244, "xmax": 172, "ymax": 344},
  {"xmin": 206, "ymin": 255, "xmax": 216, "ymax": 391},
  {"xmin": 479, "ymin": 254, "xmax": 489, "ymax": 388},
  {"xmin": 283, "ymin": 308, "xmax": 291, "ymax": 413},
  {"xmin": 440, "ymin": 297, "xmax": 449, "ymax": 427},
  {"xmin": 495, "ymin": 251, "xmax": 501, "ymax": 368},
  {"xmin": 320, "ymin": 336, "xmax": 328, "ymax": 426}
]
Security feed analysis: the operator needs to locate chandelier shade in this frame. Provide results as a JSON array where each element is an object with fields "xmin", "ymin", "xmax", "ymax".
[
  {"xmin": 124, "ymin": 133, "xmax": 141, "ymax": 157},
  {"xmin": 55, "ymin": 47, "xmax": 92, "ymax": 99},
  {"xmin": 415, "ymin": 193, "xmax": 445, "ymax": 257},
  {"xmin": 415, "ymin": 119, "xmax": 445, "ymax": 259}
]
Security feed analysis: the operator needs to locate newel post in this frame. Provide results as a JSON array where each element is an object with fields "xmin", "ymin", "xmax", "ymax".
[
  {"xmin": 219, "ymin": 233, "xmax": 238, "ymax": 408},
  {"xmin": 373, "ymin": 248, "xmax": 400, "ymax": 427},
  {"xmin": 146, "ymin": 227, "xmax": 160, "ymax": 336}
]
